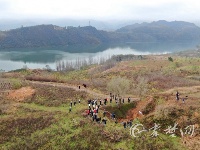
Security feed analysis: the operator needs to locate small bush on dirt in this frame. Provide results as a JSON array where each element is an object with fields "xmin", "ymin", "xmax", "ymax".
[
  {"xmin": 168, "ymin": 57, "xmax": 173, "ymax": 62},
  {"xmin": 10, "ymin": 78, "xmax": 23, "ymax": 89}
]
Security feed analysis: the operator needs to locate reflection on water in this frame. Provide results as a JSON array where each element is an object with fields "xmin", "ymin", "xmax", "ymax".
[{"xmin": 0, "ymin": 42, "xmax": 199, "ymax": 71}]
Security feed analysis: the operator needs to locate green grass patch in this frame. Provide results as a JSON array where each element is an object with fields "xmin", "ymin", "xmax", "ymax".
[{"xmin": 10, "ymin": 78, "xmax": 23, "ymax": 89}]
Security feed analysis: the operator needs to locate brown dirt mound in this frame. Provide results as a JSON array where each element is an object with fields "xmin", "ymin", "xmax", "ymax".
[{"xmin": 7, "ymin": 86, "xmax": 35, "ymax": 102}]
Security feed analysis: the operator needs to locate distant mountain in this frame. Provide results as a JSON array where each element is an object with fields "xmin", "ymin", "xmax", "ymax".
[
  {"xmin": 0, "ymin": 20, "xmax": 200, "ymax": 50},
  {"xmin": 116, "ymin": 20, "xmax": 200, "ymax": 41},
  {"xmin": 0, "ymin": 24, "xmax": 154, "ymax": 49},
  {"xmin": 0, "ymin": 25, "xmax": 111, "ymax": 49},
  {"xmin": 0, "ymin": 19, "xmax": 145, "ymax": 31}
]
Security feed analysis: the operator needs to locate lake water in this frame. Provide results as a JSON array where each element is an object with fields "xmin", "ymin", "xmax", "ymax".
[{"xmin": 0, "ymin": 42, "xmax": 199, "ymax": 72}]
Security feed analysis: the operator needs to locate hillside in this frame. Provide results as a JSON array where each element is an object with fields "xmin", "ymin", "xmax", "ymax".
[
  {"xmin": 0, "ymin": 24, "xmax": 147, "ymax": 49},
  {"xmin": 0, "ymin": 25, "xmax": 110, "ymax": 49},
  {"xmin": 0, "ymin": 20, "xmax": 200, "ymax": 49},
  {"xmin": 117, "ymin": 20, "xmax": 200, "ymax": 42},
  {"xmin": 0, "ymin": 53, "xmax": 200, "ymax": 149}
]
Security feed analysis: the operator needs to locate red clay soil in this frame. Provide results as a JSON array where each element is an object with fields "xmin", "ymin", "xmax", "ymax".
[
  {"xmin": 119, "ymin": 97, "xmax": 153, "ymax": 122},
  {"xmin": 7, "ymin": 86, "xmax": 35, "ymax": 102}
]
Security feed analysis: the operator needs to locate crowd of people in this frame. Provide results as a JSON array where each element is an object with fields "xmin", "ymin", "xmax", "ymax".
[
  {"xmin": 68, "ymin": 92, "xmax": 134, "ymax": 128},
  {"xmin": 68, "ymin": 86, "xmax": 190, "ymax": 130}
]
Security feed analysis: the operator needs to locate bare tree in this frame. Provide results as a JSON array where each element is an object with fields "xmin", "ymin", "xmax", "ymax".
[
  {"xmin": 107, "ymin": 77, "xmax": 130, "ymax": 97},
  {"xmin": 134, "ymin": 77, "xmax": 149, "ymax": 97}
]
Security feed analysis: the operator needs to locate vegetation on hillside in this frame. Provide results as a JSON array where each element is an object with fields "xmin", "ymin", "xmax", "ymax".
[{"xmin": 1, "ymin": 53, "xmax": 200, "ymax": 149}]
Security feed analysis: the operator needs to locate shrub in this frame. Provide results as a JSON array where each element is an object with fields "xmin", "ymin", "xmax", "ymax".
[
  {"xmin": 134, "ymin": 77, "xmax": 150, "ymax": 97},
  {"xmin": 168, "ymin": 57, "xmax": 173, "ymax": 62},
  {"xmin": 10, "ymin": 78, "xmax": 23, "ymax": 89}
]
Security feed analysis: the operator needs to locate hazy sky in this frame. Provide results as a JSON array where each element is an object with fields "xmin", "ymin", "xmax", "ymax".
[{"xmin": 0, "ymin": 0, "xmax": 199, "ymax": 21}]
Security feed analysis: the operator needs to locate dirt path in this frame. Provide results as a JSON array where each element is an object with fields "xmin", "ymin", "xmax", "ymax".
[
  {"xmin": 119, "ymin": 85, "xmax": 200, "ymax": 122},
  {"xmin": 160, "ymin": 85, "xmax": 200, "ymax": 95},
  {"xmin": 1, "ymin": 80, "xmax": 108, "ymax": 114},
  {"xmin": 27, "ymin": 80, "xmax": 109, "ymax": 98}
]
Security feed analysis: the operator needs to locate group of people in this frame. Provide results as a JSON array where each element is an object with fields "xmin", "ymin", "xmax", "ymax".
[
  {"xmin": 69, "ymin": 99, "xmax": 81, "ymax": 112},
  {"xmin": 78, "ymin": 84, "xmax": 87, "ymax": 89},
  {"xmin": 109, "ymin": 93, "xmax": 132, "ymax": 105},
  {"xmin": 68, "ymin": 93, "xmax": 134, "ymax": 128},
  {"xmin": 68, "ymin": 89, "xmax": 189, "ymax": 129},
  {"xmin": 86, "ymin": 99, "xmax": 108, "ymax": 124},
  {"xmin": 122, "ymin": 120, "xmax": 133, "ymax": 128}
]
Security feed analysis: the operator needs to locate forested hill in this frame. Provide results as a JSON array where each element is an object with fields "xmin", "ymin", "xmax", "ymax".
[
  {"xmin": 116, "ymin": 20, "xmax": 200, "ymax": 41},
  {"xmin": 0, "ymin": 20, "xmax": 200, "ymax": 49},
  {"xmin": 0, "ymin": 25, "xmax": 112, "ymax": 49}
]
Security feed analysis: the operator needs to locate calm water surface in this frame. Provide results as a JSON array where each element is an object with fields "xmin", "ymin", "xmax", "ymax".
[{"xmin": 0, "ymin": 42, "xmax": 199, "ymax": 71}]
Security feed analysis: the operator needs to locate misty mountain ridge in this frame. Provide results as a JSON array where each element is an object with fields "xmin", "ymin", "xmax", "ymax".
[
  {"xmin": 117, "ymin": 20, "xmax": 198, "ymax": 31},
  {"xmin": 116, "ymin": 20, "xmax": 200, "ymax": 41},
  {"xmin": 0, "ymin": 20, "xmax": 200, "ymax": 50},
  {"xmin": 0, "ymin": 19, "xmax": 146, "ymax": 31}
]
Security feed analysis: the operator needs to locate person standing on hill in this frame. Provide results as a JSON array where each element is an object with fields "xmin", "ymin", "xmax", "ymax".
[
  {"xmin": 91, "ymin": 109, "xmax": 93, "ymax": 117},
  {"xmin": 83, "ymin": 84, "xmax": 87, "ymax": 88},
  {"xmin": 86, "ymin": 109, "xmax": 90, "ymax": 115},
  {"xmin": 128, "ymin": 97, "xmax": 131, "ymax": 103},
  {"xmin": 95, "ymin": 99, "xmax": 97, "ymax": 105},
  {"xmin": 69, "ymin": 106, "xmax": 72, "ymax": 112},
  {"xmin": 112, "ymin": 113, "xmax": 115, "ymax": 120},
  {"xmin": 88, "ymin": 103, "xmax": 91, "ymax": 109},
  {"xmin": 129, "ymin": 120, "xmax": 132, "ymax": 127},
  {"xmin": 104, "ymin": 99, "xmax": 107, "ymax": 105},
  {"xmin": 102, "ymin": 118, "xmax": 107, "ymax": 125},
  {"xmin": 176, "ymin": 91, "xmax": 180, "ymax": 101},
  {"xmin": 103, "ymin": 111, "xmax": 106, "ymax": 117},
  {"xmin": 96, "ymin": 107, "xmax": 99, "ymax": 113},
  {"xmin": 123, "ymin": 122, "xmax": 127, "ymax": 128},
  {"xmin": 70, "ymin": 101, "xmax": 73, "ymax": 107}
]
